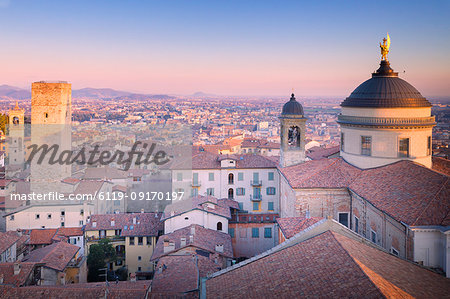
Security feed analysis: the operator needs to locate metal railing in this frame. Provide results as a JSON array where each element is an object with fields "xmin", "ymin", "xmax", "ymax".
[{"xmin": 250, "ymin": 180, "xmax": 262, "ymax": 186}]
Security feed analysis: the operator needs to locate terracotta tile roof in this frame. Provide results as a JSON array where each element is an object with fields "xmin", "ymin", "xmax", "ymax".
[
  {"xmin": 151, "ymin": 224, "xmax": 233, "ymax": 261},
  {"xmin": 279, "ymin": 158, "xmax": 361, "ymax": 188},
  {"xmin": 112, "ymin": 185, "xmax": 127, "ymax": 193},
  {"xmin": 85, "ymin": 213, "xmax": 162, "ymax": 237},
  {"xmin": 280, "ymin": 158, "xmax": 450, "ymax": 226},
  {"xmin": 0, "ymin": 262, "xmax": 37, "ymax": 287},
  {"xmin": 83, "ymin": 167, "xmax": 128, "ymax": 180},
  {"xmin": 0, "ymin": 232, "xmax": 21, "ymax": 254},
  {"xmin": 0, "ymin": 280, "xmax": 151, "ymax": 299},
  {"xmin": 28, "ymin": 229, "xmax": 58, "ymax": 246},
  {"xmin": 276, "ymin": 217, "xmax": 324, "ymax": 239},
  {"xmin": 306, "ymin": 145, "xmax": 340, "ymax": 160},
  {"xmin": 73, "ymin": 180, "xmax": 107, "ymax": 195},
  {"xmin": 22, "ymin": 242, "xmax": 79, "ymax": 272},
  {"xmin": 432, "ymin": 156, "xmax": 450, "ymax": 176},
  {"xmin": 162, "ymin": 196, "xmax": 238, "ymax": 221},
  {"xmin": 56, "ymin": 227, "xmax": 83, "ymax": 237},
  {"xmin": 349, "ymin": 160, "xmax": 450, "ymax": 226},
  {"xmin": 171, "ymin": 152, "xmax": 278, "ymax": 170},
  {"xmin": 333, "ymin": 232, "xmax": 450, "ymax": 298},
  {"xmin": 151, "ymin": 255, "xmax": 220, "ymax": 295},
  {"xmin": 28, "ymin": 227, "xmax": 83, "ymax": 246},
  {"xmin": 206, "ymin": 230, "xmax": 450, "ymax": 298}
]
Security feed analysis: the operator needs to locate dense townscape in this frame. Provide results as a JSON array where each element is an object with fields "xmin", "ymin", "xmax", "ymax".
[{"xmin": 0, "ymin": 49, "xmax": 449, "ymax": 298}]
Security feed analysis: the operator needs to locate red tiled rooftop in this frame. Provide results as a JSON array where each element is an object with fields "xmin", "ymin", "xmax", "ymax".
[
  {"xmin": 276, "ymin": 217, "xmax": 324, "ymax": 239},
  {"xmin": 85, "ymin": 213, "xmax": 162, "ymax": 237},
  {"xmin": 28, "ymin": 229, "xmax": 58, "ymax": 245},
  {"xmin": 151, "ymin": 224, "xmax": 233, "ymax": 261},
  {"xmin": 0, "ymin": 232, "xmax": 21, "ymax": 254},
  {"xmin": 206, "ymin": 230, "xmax": 450, "ymax": 298},
  {"xmin": 22, "ymin": 242, "xmax": 79, "ymax": 272},
  {"xmin": 0, "ymin": 262, "xmax": 37, "ymax": 287},
  {"xmin": 151, "ymin": 255, "xmax": 220, "ymax": 295},
  {"xmin": 280, "ymin": 158, "xmax": 450, "ymax": 226},
  {"xmin": 0, "ymin": 280, "xmax": 151, "ymax": 299}
]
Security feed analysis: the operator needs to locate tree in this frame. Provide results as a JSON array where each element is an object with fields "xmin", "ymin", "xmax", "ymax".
[
  {"xmin": 0, "ymin": 113, "xmax": 8, "ymax": 135},
  {"xmin": 87, "ymin": 239, "xmax": 117, "ymax": 282}
]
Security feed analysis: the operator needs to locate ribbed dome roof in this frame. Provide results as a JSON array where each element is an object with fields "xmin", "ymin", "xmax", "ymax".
[
  {"xmin": 282, "ymin": 93, "xmax": 304, "ymax": 115},
  {"xmin": 341, "ymin": 61, "xmax": 431, "ymax": 108}
]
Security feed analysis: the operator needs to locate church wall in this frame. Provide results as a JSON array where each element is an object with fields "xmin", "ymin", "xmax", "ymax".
[
  {"xmin": 279, "ymin": 174, "xmax": 297, "ymax": 218},
  {"xmin": 350, "ymin": 190, "xmax": 407, "ymax": 258},
  {"xmin": 341, "ymin": 126, "xmax": 432, "ymax": 169},
  {"xmin": 293, "ymin": 188, "xmax": 351, "ymax": 219}
]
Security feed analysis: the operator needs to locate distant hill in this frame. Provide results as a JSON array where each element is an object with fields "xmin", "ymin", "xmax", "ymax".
[
  {"xmin": 191, "ymin": 91, "xmax": 216, "ymax": 98},
  {"xmin": 0, "ymin": 85, "xmax": 173, "ymax": 101},
  {"xmin": 0, "ymin": 85, "xmax": 31, "ymax": 99}
]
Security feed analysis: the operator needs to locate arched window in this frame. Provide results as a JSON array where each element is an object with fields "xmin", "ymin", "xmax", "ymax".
[
  {"xmin": 217, "ymin": 222, "xmax": 223, "ymax": 231},
  {"xmin": 228, "ymin": 188, "xmax": 234, "ymax": 199},
  {"xmin": 228, "ymin": 173, "xmax": 234, "ymax": 185},
  {"xmin": 12, "ymin": 116, "xmax": 19, "ymax": 125},
  {"xmin": 288, "ymin": 126, "xmax": 301, "ymax": 148}
]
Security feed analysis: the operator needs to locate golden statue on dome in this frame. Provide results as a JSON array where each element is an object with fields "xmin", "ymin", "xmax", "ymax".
[{"xmin": 380, "ymin": 33, "xmax": 390, "ymax": 61}]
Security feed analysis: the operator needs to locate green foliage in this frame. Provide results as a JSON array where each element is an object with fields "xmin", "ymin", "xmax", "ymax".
[
  {"xmin": 0, "ymin": 113, "xmax": 8, "ymax": 134},
  {"xmin": 87, "ymin": 238, "xmax": 117, "ymax": 282}
]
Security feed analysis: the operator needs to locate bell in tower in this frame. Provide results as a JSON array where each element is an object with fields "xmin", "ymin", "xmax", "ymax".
[{"xmin": 279, "ymin": 93, "xmax": 307, "ymax": 167}]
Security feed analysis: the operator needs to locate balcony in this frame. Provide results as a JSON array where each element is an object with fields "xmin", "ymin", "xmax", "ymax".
[
  {"xmin": 250, "ymin": 180, "xmax": 262, "ymax": 187},
  {"xmin": 231, "ymin": 213, "xmax": 279, "ymax": 223},
  {"xmin": 337, "ymin": 114, "xmax": 436, "ymax": 127},
  {"xmin": 250, "ymin": 194, "xmax": 262, "ymax": 202},
  {"xmin": 191, "ymin": 180, "xmax": 201, "ymax": 187},
  {"xmin": 86, "ymin": 235, "xmax": 125, "ymax": 243}
]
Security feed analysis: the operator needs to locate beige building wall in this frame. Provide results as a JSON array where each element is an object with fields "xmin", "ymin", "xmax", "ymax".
[
  {"xmin": 125, "ymin": 236, "xmax": 157, "ymax": 275},
  {"xmin": 6, "ymin": 203, "xmax": 91, "ymax": 231},
  {"xmin": 341, "ymin": 126, "xmax": 432, "ymax": 169}
]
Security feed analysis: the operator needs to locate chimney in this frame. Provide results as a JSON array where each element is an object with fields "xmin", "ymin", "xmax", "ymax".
[
  {"xmin": 133, "ymin": 217, "xmax": 136, "ymax": 224},
  {"xmin": 58, "ymin": 272, "xmax": 65, "ymax": 285},
  {"xmin": 92, "ymin": 221, "xmax": 97, "ymax": 228},
  {"xmin": 180, "ymin": 237, "xmax": 186, "ymax": 247},
  {"xmin": 154, "ymin": 213, "xmax": 159, "ymax": 218},
  {"xmin": 141, "ymin": 208, "xmax": 144, "ymax": 214},
  {"xmin": 130, "ymin": 273, "xmax": 136, "ymax": 282},
  {"xmin": 189, "ymin": 235, "xmax": 194, "ymax": 243},
  {"xmin": 0, "ymin": 274, "xmax": 4, "ymax": 283},
  {"xmin": 215, "ymin": 244, "xmax": 224, "ymax": 253},
  {"xmin": 163, "ymin": 239, "xmax": 175, "ymax": 253},
  {"xmin": 305, "ymin": 209, "xmax": 310, "ymax": 219},
  {"xmin": 190, "ymin": 226, "xmax": 195, "ymax": 235},
  {"xmin": 111, "ymin": 220, "xmax": 115, "ymax": 226},
  {"xmin": 13, "ymin": 262, "xmax": 21, "ymax": 275}
]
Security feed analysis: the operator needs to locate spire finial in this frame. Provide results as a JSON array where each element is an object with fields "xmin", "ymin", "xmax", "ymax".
[{"xmin": 380, "ymin": 33, "xmax": 390, "ymax": 61}]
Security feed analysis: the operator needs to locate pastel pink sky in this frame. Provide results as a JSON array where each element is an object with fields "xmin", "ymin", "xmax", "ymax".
[{"xmin": 0, "ymin": 1, "xmax": 449, "ymax": 97}]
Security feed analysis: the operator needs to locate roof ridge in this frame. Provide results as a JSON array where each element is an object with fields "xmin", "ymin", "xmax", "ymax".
[
  {"xmin": 330, "ymin": 231, "xmax": 388, "ymax": 297},
  {"xmin": 208, "ymin": 219, "xmax": 328, "ymax": 278},
  {"xmin": 411, "ymin": 176, "xmax": 449, "ymax": 226}
]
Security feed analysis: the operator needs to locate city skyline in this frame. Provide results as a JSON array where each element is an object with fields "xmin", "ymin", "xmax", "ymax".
[{"xmin": 0, "ymin": 0, "xmax": 449, "ymax": 97}]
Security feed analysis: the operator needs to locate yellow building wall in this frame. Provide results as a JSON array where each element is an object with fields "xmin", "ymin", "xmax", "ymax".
[{"xmin": 125, "ymin": 236, "xmax": 157, "ymax": 276}]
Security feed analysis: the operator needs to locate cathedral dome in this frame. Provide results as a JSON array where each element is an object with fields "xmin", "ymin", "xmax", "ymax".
[
  {"xmin": 341, "ymin": 61, "xmax": 432, "ymax": 108},
  {"xmin": 282, "ymin": 93, "xmax": 304, "ymax": 116}
]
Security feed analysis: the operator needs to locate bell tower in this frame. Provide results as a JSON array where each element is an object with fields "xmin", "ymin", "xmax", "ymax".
[
  {"xmin": 279, "ymin": 93, "xmax": 307, "ymax": 167},
  {"xmin": 8, "ymin": 101, "xmax": 25, "ymax": 166}
]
